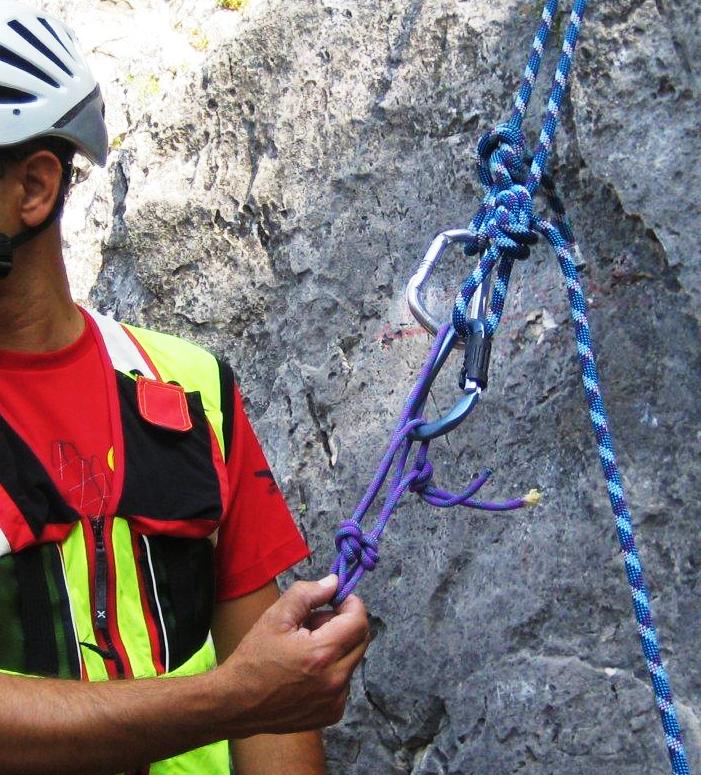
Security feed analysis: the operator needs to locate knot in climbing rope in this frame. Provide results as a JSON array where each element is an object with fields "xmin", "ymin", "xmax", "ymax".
[
  {"xmin": 334, "ymin": 520, "xmax": 379, "ymax": 571},
  {"xmin": 471, "ymin": 124, "xmax": 540, "ymax": 259},
  {"xmin": 476, "ymin": 123, "xmax": 528, "ymax": 189},
  {"xmin": 409, "ymin": 458, "xmax": 434, "ymax": 493},
  {"xmin": 487, "ymin": 184, "xmax": 539, "ymax": 259}
]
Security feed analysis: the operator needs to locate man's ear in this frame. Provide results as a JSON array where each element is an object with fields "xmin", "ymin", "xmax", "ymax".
[{"xmin": 17, "ymin": 151, "xmax": 64, "ymax": 229}]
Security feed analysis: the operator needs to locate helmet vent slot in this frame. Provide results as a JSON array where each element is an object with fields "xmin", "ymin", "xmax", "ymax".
[
  {"xmin": 0, "ymin": 9, "xmax": 108, "ymax": 167},
  {"xmin": 37, "ymin": 18, "xmax": 75, "ymax": 62},
  {"xmin": 8, "ymin": 20, "xmax": 73, "ymax": 78},
  {"xmin": 0, "ymin": 85, "xmax": 36, "ymax": 104},
  {"xmin": 0, "ymin": 43, "xmax": 59, "ymax": 88}
]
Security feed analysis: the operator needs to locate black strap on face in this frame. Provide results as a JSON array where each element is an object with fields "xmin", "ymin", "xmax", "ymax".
[
  {"xmin": 0, "ymin": 161, "xmax": 72, "ymax": 279},
  {"xmin": 0, "ymin": 235, "xmax": 12, "ymax": 278}
]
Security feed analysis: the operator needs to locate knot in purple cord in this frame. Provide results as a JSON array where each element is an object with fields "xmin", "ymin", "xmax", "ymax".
[
  {"xmin": 409, "ymin": 459, "xmax": 434, "ymax": 493},
  {"xmin": 334, "ymin": 520, "xmax": 379, "ymax": 571}
]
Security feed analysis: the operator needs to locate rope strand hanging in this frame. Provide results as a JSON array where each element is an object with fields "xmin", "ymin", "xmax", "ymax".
[{"xmin": 329, "ymin": 1, "xmax": 691, "ymax": 772}]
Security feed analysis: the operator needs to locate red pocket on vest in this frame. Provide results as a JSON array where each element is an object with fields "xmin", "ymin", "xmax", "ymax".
[{"xmin": 136, "ymin": 377, "xmax": 193, "ymax": 432}]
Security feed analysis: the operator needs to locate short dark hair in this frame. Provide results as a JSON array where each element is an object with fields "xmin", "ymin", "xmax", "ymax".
[{"xmin": 0, "ymin": 137, "xmax": 75, "ymax": 183}]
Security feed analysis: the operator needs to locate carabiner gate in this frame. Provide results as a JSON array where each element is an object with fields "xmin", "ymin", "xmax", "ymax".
[
  {"xmin": 406, "ymin": 229, "xmax": 492, "ymax": 441},
  {"xmin": 406, "ymin": 229, "xmax": 490, "ymax": 349}
]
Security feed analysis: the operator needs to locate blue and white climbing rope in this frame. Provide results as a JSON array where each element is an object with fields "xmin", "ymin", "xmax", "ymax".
[
  {"xmin": 331, "ymin": 1, "xmax": 691, "ymax": 771},
  {"xmin": 447, "ymin": 1, "xmax": 690, "ymax": 768},
  {"xmin": 537, "ymin": 214, "xmax": 691, "ymax": 775}
]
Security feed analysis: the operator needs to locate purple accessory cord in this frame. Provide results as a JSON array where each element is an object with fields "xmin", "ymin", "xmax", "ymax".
[{"xmin": 330, "ymin": 323, "xmax": 535, "ymax": 606}]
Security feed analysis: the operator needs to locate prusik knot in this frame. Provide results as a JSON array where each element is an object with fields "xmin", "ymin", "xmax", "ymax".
[
  {"xmin": 409, "ymin": 459, "xmax": 434, "ymax": 493},
  {"xmin": 334, "ymin": 520, "xmax": 379, "ymax": 571}
]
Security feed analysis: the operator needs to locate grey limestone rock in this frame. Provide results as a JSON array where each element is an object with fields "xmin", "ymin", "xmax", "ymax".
[{"xmin": 44, "ymin": 0, "xmax": 700, "ymax": 772}]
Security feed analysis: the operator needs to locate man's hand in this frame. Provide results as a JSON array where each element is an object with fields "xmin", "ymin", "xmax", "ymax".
[
  {"xmin": 0, "ymin": 575, "xmax": 368, "ymax": 774},
  {"xmin": 214, "ymin": 575, "xmax": 369, "ymax": 737}
]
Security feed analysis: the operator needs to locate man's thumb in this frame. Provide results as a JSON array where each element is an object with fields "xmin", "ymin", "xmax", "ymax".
[{"xmin": 278, "ymin": 575, "xmax": 339, "ymax": 626}]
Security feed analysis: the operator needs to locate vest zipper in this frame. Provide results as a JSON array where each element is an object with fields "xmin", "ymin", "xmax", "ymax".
[{"xmin": 89, "ymin": 516, "xmax": 126, "ymax": 678}]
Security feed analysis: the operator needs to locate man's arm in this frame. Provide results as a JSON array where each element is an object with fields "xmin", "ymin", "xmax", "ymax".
[
  {"xmin": 0, "ymin": 659, "xmax": 224, "ymax": 775},
  {"xmin": 212, "ymin": 581, "xmax": 328, "ymax": 775},
  {"xmin": 0, "ymin": 576, "xmax": 368, "ymax": 775}
]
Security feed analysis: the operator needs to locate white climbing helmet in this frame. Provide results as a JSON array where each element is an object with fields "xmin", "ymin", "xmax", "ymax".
[{"xmin": 0, "ymin": 1, "xmax": 108, "ymax": 166}]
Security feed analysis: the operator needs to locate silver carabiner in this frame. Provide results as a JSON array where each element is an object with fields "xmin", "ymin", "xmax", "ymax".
[
  {"xmin": 406, "ymin": 229, "xmax": 490, "ymax": 350},
  {"xmin": 405, "ymin": 229, "xmax": 493, "ymax": 441}
]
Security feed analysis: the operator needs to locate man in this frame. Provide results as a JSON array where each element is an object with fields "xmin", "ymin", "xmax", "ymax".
[{"xmin": 0, "ymin": 3, "xmax": 369, "ymax": 773}]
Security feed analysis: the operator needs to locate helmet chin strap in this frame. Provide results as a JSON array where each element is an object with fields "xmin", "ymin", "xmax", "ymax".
[{"xmin": 0, "ymin": 163, "xmax": 71, "ymax": 279}]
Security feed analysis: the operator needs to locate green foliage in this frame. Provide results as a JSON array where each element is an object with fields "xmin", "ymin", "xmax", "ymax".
[
  {"xmin": 110, "ymin": 132, "xmax": 127, "ymax": 150},
  {"xmin": 124, "ymin": 72, "xmax": 161, "ymax": 101},
  {"xmin": 217, "ymin": 0, "xmax": 245, "ymax": 10},
  {"xmin": 189, "ymin": 27, "xmax": 210, "ymax": 51}
]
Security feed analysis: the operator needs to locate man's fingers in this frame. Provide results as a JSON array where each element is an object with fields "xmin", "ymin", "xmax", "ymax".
[
  {"xmin": 304, "ymin": 610, "xmax": 336, "ymax": 632},
  {"xmin": 334, "ymin": 592, "xmax": 365, "ymax": 618},
  {"xmin": 310, "ymin": 593, "xmax": 368, "ymax": 656},
  {"xmin": 320, "ymin": 634, "xmax": 370, "ymax": 716},
  {"xmin": 274, "ymin": 576, "xmax": 339, "ymax": 628},
  {"xmin": 335, "ymin": 631, "xmax": 371, "ymax": 676}
]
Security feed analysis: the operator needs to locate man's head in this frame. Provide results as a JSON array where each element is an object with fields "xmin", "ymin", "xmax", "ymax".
[{"xmin": 0, "ymin": 2, "xmax": 108, "ymax": 275}]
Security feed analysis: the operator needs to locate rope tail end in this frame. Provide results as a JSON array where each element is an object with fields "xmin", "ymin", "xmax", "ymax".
[{"xmin": 523, "ymin": 488, "xmax": 541, "ymax": 507}]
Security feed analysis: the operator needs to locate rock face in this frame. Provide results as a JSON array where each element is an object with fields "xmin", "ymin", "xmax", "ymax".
[{"xmin": 46, "ymin": 0, "xmax": 700, "ymax": 772}]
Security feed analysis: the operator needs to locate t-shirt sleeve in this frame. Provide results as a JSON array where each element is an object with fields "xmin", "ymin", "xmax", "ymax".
[{"xmin": 215, "ymin": 384, "xmax": 310, "ymax": 601}]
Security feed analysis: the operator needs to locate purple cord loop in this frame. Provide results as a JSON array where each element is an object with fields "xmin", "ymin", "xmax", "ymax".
[
  {"xmin": 331, "ymin": 325, "xmax": 534, "ymax": 606},
  {"xmin": 334, "ymin": 520, "xmax": 379, "ymax": 571},
  {"xmin": 408, "ymin": 458, "xmax": 433, "ymax": 493}
]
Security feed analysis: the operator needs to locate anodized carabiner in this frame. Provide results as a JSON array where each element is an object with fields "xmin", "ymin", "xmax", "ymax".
[
  {"xmin": 408, "ymin": 326, "xmax": 482, "ymax": 441},
  {"xmin": 405, "ymin": 229, "xmax": 492, "ymax": 441}
]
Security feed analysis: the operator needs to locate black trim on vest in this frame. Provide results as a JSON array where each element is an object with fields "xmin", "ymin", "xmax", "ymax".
[
  {"xmin": 0, "ymin": 417, "xmax": 80, "ymax": 536},
  {"xmin": 14, "ymin": 548, "xmax": 59, "ymax": 677},
  {"xmin": 143, "ymin": 536, "xmax": 215, "ymax": 672},
  {"xmin": 136, "ymin": 535, "xmax": 168, "ymax": 671},
  {"xmin": 217, "ymin": 358, "xmax": 236, "ymax": 463},
  {"xmin": 0, "ymin": 553, "xmax": 23, "ymax": 673},
  {"xmin": 116, "ymin": 373, "xmax": 223, "ymax": 522},
  {"xmin": 46, "ymin": 545, "xmax": 82, "ymax": 679}
]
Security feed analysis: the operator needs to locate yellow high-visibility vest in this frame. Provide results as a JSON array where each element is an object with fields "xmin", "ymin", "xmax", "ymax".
[{"xmin": 0, "ymin": 309, "xmax": 233, "ymax": 774}]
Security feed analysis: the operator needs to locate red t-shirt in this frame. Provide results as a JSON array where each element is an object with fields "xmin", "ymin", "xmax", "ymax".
[{"xmin": 0, "ymin": 311, "xmax": 308, "ymax": 601}]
